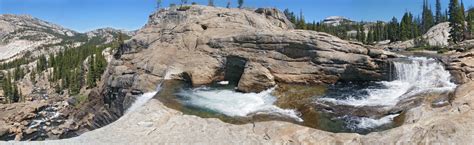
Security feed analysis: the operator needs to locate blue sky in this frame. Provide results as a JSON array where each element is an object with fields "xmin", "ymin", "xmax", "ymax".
[{"xmin": 1, "ymin": 0, "xmax": 473, "ymax": 32}]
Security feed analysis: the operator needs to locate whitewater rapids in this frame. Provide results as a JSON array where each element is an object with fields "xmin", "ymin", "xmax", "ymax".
[{"xmin": 175, "ymin": 87, "xmax": 304, "ymax": 122}]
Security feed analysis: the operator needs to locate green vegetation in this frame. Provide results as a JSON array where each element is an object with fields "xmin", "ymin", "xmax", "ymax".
[
  {"xmin": 49, "ymin": 39, "xmax": 112, "ymax": 95},
  {"xmin": 177, "ymin": 5, "xmax": 192, "ymax": 11},
  {"xmin": 422, "ymin": 0, "xmax": 435, "ymax": 34},
  {"xmin": 467, "ymin": 8, "xmax": 474, "ymax": 39},
  {"xmin": 406, "ymin": 45, "xmax": 449, "ymax": 53},
  {"xmin": 281, "ymin": 0, "xmax": 474, "ymax": 51},
  {"xmin": 73, "ymin": 94, "xmax": 89, "ymax": 108},
  {"xmin": 0, "ymin": 32, "xmax": 125, "ymax": 103},
  {"xmin": 449, "ymin": 0, "xmax": 466, "ymax": 43},
  {"xmin": 2, "ymin": 72, "xmax": 21, "ymax": 104}
]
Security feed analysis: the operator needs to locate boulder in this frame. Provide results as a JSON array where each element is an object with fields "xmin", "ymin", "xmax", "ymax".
[{"xmin": 237, "ymin": 62, "xmax": 276, "ymax": 92}]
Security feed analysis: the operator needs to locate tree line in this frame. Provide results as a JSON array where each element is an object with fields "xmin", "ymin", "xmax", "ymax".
[{"xmin": 284, "ymin": 0, "xmax": 474, "ymax": 45}]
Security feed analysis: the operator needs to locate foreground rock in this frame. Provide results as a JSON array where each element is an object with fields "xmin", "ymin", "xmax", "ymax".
[{"xmin": 18, "ymin": 79, "xmax": 472, "ymax": 144}]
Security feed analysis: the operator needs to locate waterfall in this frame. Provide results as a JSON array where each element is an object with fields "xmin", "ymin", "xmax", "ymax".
[
  {"xmin": 125, "ymin": 83, "xmax": 163, "ymax": 114},
  {"xmin": 319, "ymin": 57, "xmax": 456, "ymax": 107},
  {"xmin": 392, "ymin": 57, "xmax": 456, "ymax": 94}
]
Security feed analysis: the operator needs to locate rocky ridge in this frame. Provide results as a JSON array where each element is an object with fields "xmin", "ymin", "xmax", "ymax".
[
  {"xmin": 109, "ymin": 5, "xmax": 397, "ymax": 99},
  {"xmin": 0, "ymin": 14, "xmax": 133, "ymax": 61}
]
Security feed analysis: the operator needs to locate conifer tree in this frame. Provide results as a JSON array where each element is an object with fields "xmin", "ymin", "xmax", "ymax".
[
  {"xmin": 12, "ymin": 84, "xmax": 19, "ymax": 103},
  {"xmin": 388, "ymin": 17, "xmax": 400, "ymax": 42},
  {"xmin": 467, "ymin": 10, "xmax": 474, "ymax": 39},
  {"xmin": 422, "ymin": 0, "xmax": 435, "ymax": 33},
  {"xmin": 400, "ymin": 12, "xmax": 413, "ymax": 41},
  {"xmin": 87, "ymin": 55, "xmax": 96, "ymax": 88},
  {"xmin": 30, "ymin": 69, "xmax": 36, "ymax": 82},
  {"xmin": 367, "ymin": 29, "xmax": 374, "ymax": 44},
  {"xmin": 238, "ymin": 0, "xmax": 244, "ymax": 8},
  {"xmin": 2, "ymin": 72, "xmax": 11, "ymax": 103},
  {"xmin": 436, "ymin": 0, "xmax": 443, "ymax": 23},
  {"xmin": 449, "ymin": 0, "xmax": 466, "ymax": 43}
]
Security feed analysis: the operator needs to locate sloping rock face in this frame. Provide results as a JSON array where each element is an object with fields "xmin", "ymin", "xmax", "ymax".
[
  {"xmin": 111, "ymin": 6, "xmax": 395, "ymax": 94},
  {"xmin": 0, "ymin": 14, "xmax": 135, "ymax": 61},
  {"xmin": 0, "ymin": 14, "xmax": 79, "ymax": 60},
  {"xmin": 381, "ymin": 22, "xmax": 450, "ymax": 50}
]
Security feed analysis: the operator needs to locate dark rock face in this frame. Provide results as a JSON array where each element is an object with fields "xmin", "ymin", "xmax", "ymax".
[{"xmin": 224, "ymin": 56, "xmax": 247, "ymax": 85}]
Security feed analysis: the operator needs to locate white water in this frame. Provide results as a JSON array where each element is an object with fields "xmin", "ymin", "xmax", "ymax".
[
  {"xmin": 320, "ymin": 57, "xmax": 456, "ymax": 107},
  {"xmin": 126, "ymin": 83, "xmax": 163, "ymax": 114},
  {"xmin": 176, "ymin": 87, "xmax": 304, "ymax": 122},
  {"xmin": 344, "ymin": 114, "xmax": 400, "ymax": 130}
]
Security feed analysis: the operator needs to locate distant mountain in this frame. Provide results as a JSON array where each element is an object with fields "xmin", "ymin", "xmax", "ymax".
[
  {"xmin": 86, "ymin": 28, "xmax": 136, "ymax": 44},
  {"xmin": 0, "ymin": 14, "xmax": 81, "ymax": 60},
  {"xmin": 322, "ymin": 16, "xmax": 354, "ymax": 26},
  {"xmin": 0, "ymin": 14, "xmax": 134, "ymax": 61}
]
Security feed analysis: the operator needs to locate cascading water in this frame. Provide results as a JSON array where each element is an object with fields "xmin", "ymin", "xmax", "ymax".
[
  {"xmin": 319, "ymin": 57, "xmax": 456, "ymax": 107},
  {"xmin": 155, "ymin": 56, "xmax": 456, "ymax": 134},
  {"xmin": 126, "ymin": 83, "xmax": 163, "ymax": 114},
  {"xmin": 317, "ymin": 57, "xmax": 457, "ymax": 132}
]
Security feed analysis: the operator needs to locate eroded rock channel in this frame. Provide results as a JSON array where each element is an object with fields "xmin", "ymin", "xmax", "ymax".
[{"xmin": 155, "ymin": 56, "xmax": 456, "ymax": 134}]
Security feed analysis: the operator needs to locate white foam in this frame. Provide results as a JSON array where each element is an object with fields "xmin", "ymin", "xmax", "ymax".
[
  {"xmin": 320, "ymin": 57, "xmax": 456, "ymax": 107},
  {"xmin": 176, "ymin": 87, "xmax": 303, "ymax": 122},
  {"xmin": 126, "ymin": 84, "xmax": 162, "ymax": 114},
  {"xmin": 349, "ymin": 114, "xmax": 400, "ymax": 129},
  {"xmin": 217, "ymin": 81, "xmax": 229, "ymax": 85}
]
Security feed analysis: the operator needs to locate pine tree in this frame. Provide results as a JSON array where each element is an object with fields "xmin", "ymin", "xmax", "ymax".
[
  {"xmin": 87, "ymin": 55, "xmax": 96, "ymax": 88},
  {"xmin": 238, "ymin": 0, "xmax": 244, "ymax": 8},
  {"xmin": 436, "ymin": 0, "xmax": 443, "ymax": 23},
  {"xmin": 2, "ymin": 72, "xmax": 11, "ymax": 104},
  {"xmin": 388, "ymin": 17, "xmax": 400, "ymax": 42},
  {"xmin": 449, "ymin": 0, "xmax": 466, "ymax": 43},
  {"xmin": 468, "ymin": 10, "xmax": 474, "ymax": 39},
  {"xmin": 296, "ymin": 10, "xmax": 306, "ymax": 29},
  {"xmin": 422, "ymin": 0, "xmax": 435, "ymax": 33},
  {"xmin": 367, "ymin": 29, "xmax": 374, "ymax": 44},
  {"xmin": 461, "ymin": 0, "xmax": 465, "ymax": 17},
  {"xmin": 30, "ymin": 69, "xmax": 36, "ymax": 82},
  {"xmin": 400, "ymin": 12, "xmax": 413, "ymax": 41},
  {"xmin": 12, "ymin": 84, "xmax": 19, "ymax": 103}
]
